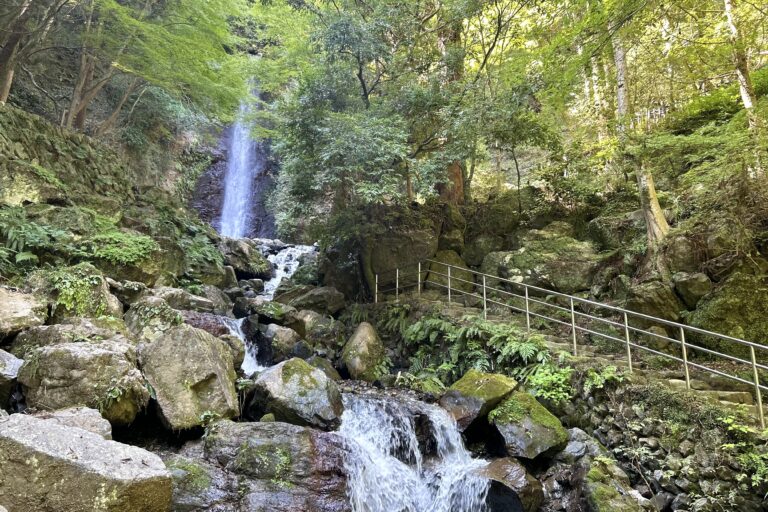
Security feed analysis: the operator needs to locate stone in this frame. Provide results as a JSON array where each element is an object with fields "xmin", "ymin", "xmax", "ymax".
[
  {"xmin": 0, "ymin": 414, "xmax": 171, "ymax": 511},
  {"xmin": 244, "ymin": 358, "xmax": 344, "ymax": 430},
  {"xmin": 482, "ymin": 457, "xmax": 544, "ymax": 512},
  {"xmin": 201, "ymin": 284, "xmax": 234, "ymax": 316},
  {"xmin": 163, "ymin": 454, "xmax": 236, "ymax": 511},
  {"xmin": 625, "ymin": 280, "xmax": 684, "ymax": 324},
  {"xmin": 107, "ymin": 279, "xmax": 148, "ymax": 306},
  {"xmin": 0, "ymin": 287, "xmax": 46, "ymax": 340},
  {"xmin": 220, "ymin": 334, "xmax": 246, "ymax": 370},
  {"xmin": 672, "ymin": 272, "xmax": 712, "ymax": 309},
  {"xmin": 139, "ymin": 325, "xmax": 238, "ymax": 430},
  {"xmin": 239, "ymin": 278, "xmax": 265, "ymax": 293},
  {"xmin": 663, "ymin": 234, "xmax": 699, "ymax": 273},
  {"xmin": 426, "ymin": 250, "xmax": 475, "ymax": 294},
  {"xmin": 584, "ymin": 455, "xmax": 643, "ymax": 511},
  {"xmin": 0, "ymin": 350, "xmax": 23, "ymax": 407},
  {"xmin": 32, "ymin": 407, "xmax": 113, "ymax": 439},
  {"xmin": 587, "ymin": 212, "xmax": 644, "ymax": 251},
  {"xmin": 202, "ymin": 420, "xmax": 349, "ymax": 512},
  {"xmin": 180, "ymin": 310, "xmax": 230, "ymax": 337},
  {"xmin": 489, "ymin": 392, "xmax": 568, "ymax": 459},
  {"xmin": 18, "ymin": 341, "xmax": 149, "ymax": 425},
  {"xmin": 262, "ymin": 324, "xmax": 302, "ymax": 363},
  {"xmin": 307, "ymin": 356, "xmax": 341, "ymax": 381},
  {"xmin": 153, "ymin": 286, "xmax": 216, "ymax": 313},
  {"xmin": 218, "ymin": 237, "xmax": 272, "ymax": 279},
  {"xmin": 295, "ymin": 310, "xmax": 345, "ymax": 352},
  {"xmin": 463, "ymin": 234, "xmax": 504, "ymax": 267},
  {"xmin": 438, "ymin": 228, "xmax": 464, "ymax": 252},
  {"xmin": 439, "ymin": 369, "xmax": 518, "ymax": 430},
  {"xmin": 10, "ymin": 317, "xmax": 133, "ymax": 359},
  {"xmin": 124, "ymin": 296, "xmax": 183, "ymax": 343},
  {"xmin": 286, "ymin": 287, "xmax": 346, "ymax": 316},
  {"xmin": 341, "ymin": 322, "xmax": 387, "ymax": 382}
]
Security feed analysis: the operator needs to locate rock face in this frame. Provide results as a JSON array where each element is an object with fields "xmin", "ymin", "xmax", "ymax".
[
  {"xmin": 32, "ymin": 407, "xmax": 113, "ymax": 440},
  {"xmin": 139, "ymin": 325, "xmax": 238, "ymax": 430},
  {"xmin": 202, "ymin": 420, "xmax": 350, "ymax": 512},
  {"xmin": 285, "ymin": 287, "xmax": 346, "ymax": 316},
  {"xmin": 125, "ymin": 296, "xmax": 183, "ymax": 342},
  {"xmin": 0, "ymin": 350, "xmax": 23, "ymax": 406},
  {"xmin": 10, "ymin": 318, "xmax": 133, "ymax": 359},
  {"xmin": 164, "ymin": 453, "xmax": 237, "ymax": 511},
  {"xmin": 218, "ymin": 237, "xmax": 272, "ymax": 279},
  {"xmin": 262, "ymin": 324, "xmax": 303, "ymax": 363},
  {"xmin": 361, "ymin": 226, "xmax": 439, "ymax": 294},
  {"xmin": 489, "ymin": 392, "xmax": 568, "ymax": 459},
  {"xmin": 480, "ymin": 222, "xmax": 601, "ymax": 294},
  {"xmin": 625, "ymin": 280, "xmax": 684, "ymax": 323},
  {"xmin": 153, "ymin": 287, "xmax": 216, "ymax": 313},
  {"xmin": 463, "ymin": 234, "xmax": 504, "ymax": 267},
  {"xmin": 483, "ymin": 457, "xmax": 543, "ymax": 512},
  {"xmin": 341, "ymin": 323, "xmax": 387, "ymax": 382},
  {"xmin": 244, "ymin": 358, "xmax": 344, "ymax": 430},
  {"xmin": 0, "ymin": 287, "xmax": 46, "ymax": 340},
  {"xmin": 439, "ymin": 370, "xmax": 518, "ymax": 430},
  {"xmin": 427, "ymin": 250, "xmax": 475, "ymax": 294},
  {"xmin": 0, "ymin": 414, "xmax": 171, "ymax": 512},
  {"xmin": 18, "ymin": 342, "xmax": 149, "ymax": 425}
]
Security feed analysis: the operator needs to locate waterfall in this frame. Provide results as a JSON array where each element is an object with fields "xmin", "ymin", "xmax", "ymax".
[
  {"xmin": 340, "ymin": 392, "xmax": 490, "ymax": 512},
  {"xmin": 262, "ymin": 244, "xmax": 316, "ymax": 300}
]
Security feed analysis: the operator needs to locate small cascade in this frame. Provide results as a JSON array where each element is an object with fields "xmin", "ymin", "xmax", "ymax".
[
  {"xmin": 262, "ymin": 243, "xmax": 316, "ymax": 299},
  {"xmin": 221, "ymin": 316, "xmax": 264, "ymax": 376},
  {"xmin": 340, "ymin": 392, "xmax": 490, "ymax": 512}
]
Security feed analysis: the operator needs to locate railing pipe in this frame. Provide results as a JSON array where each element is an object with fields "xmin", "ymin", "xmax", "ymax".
[
  {"xmin": 524, "ymin": 287, "xmax": 531, "ymax": 332},
  {"xmin": 623, "ymin": 312, "xmax": 633, "ymax": 373},
  {"xmin": 482, "ymin": 275, "xmax": 487, "ymax": 320},
  {"xmin": 680, "ymin": 326, "xmax": 691, "ymax": 390},
  {"xmin": 447, "ymin": 266, "xmax": 452, "ymax": 304},
  {"xmin": 375, "ymin": 274, "xmax": 378, "ymax": 304},
  {"xmin": 570, "ymin": 297, "xmax": 577, "ymax": 356},
  {"xmin": 417, "ymin": 262, "xmax": 422, "ymax": 297},
  {"xmin": 751, "ymin": 346, "xmax": 765, "ymax": 429},
  {"xmin": 395, "ymin": 268, "xmax": 399, "ymax": 302}
]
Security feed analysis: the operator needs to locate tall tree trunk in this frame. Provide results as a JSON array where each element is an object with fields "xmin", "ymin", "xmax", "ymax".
[
  {"xmin": 438, "ymin": 20, "xmax": 465, "ymax": 205},
  {"xmin": 636, "ymin": 163, "xmax": 669, "ymax": 248},
  {"xmin": 0, "ymin": 3, "xmax": 32, "ymax": 104},
  {"xmin": 611, "ymin": 32, "xmax": 629, "ymax": 134},
  {"xmin": 95, "ymin": 76, "xmax": 139, "ymax": 137}
]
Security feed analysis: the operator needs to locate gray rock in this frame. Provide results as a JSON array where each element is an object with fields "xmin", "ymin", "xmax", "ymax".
[
  {"xmin": 10, "ymin": 318, "xmax": 134, "ymax": 359},
  {"xmin": 341, "ymin": 323, "xmax": 387, "ymax": 382},
  {"xmin": 482, "ymin": 457, "xmax": 543, "ymax": 512},
  {"xmin": 140, "ymin": 325, "xmax": 238, "ymax": 430},
  {"xmin": 286, "ymin": 287, "xmax": 346, "ymax": 316},
  {"xmin": 154, "ymin": 287, "xmax": 216, "ymax": 313},
  {"xmin": 32, "ymin": 407, "xmax": 113, "ymax": 439},
  {"xmin": 218, "ymin": 238, "xmax": 272, "ymax": 279},
  {"xmin": 0, "ymin": 414, "xmax": 171, "ymax": 511},
  {"xmin": 0, "ymin": 350, "xmax": 23, "ymax": 406},
  {"xmin": 0, "ymin": 287, "xmax": 46, "ymax": 340},
  {"xmin": 262, "ymin": 324, "xmax": 302, "ymax": 363},
  {"xmin": 163, "ymin": 454, "xmax": 237, "ymax": 512},
  {"xmin": 672, "ymin": 272, "xmax": 712, "ymax": 309},
  {"xmin": 125, "ymin": 296, "xmax": 183, "ymax": 343},
  {"xmin": 244, "ymin": 358, "xmax": 344, "ymax": 430},
  {"xmin": 489, "ymin": 392, "xmax": 568, "ymax": 459},
  {"xmin": 463, "ymin": 235, "xmax": 504, "ymax": 267}
]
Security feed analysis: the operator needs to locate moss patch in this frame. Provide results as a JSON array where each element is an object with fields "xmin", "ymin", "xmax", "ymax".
[{"xmin": 489, "ymin": 391, "xmax": 565, "ymax": 433}]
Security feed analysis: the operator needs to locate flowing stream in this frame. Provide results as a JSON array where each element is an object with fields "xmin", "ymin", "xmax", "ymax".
[
  {"xmin": 262, "ymin": 243, "xmax": 316, "ymax": 299},
  {"xmin": 340, "ymin": 392, "xmax": 491, "ymax": 512}
]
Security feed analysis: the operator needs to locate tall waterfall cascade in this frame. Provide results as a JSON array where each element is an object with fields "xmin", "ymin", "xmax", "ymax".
[{"xmin": 340, "ymin": 392, "xmax": 491, "ymax": 512}]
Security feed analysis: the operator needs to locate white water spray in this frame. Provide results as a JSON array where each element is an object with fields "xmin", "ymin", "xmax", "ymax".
[{"xmin": 262, "ymin": 244, "xmax": 316, "ymax": 299}]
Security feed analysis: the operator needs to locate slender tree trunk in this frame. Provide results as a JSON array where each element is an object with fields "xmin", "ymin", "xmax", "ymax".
[
  {"xmin": 636, "ymin": 164, "xmax": 669, "ymax": 247},
  {"xmin": 512, "ymin": 146, "xmax": 522, "ymax": 214},
  {"xmin": 0, "ymin": 4, "xmax": 32, "ymax": 104},
  {"xmin": 438, "ymin": 20, "xmax": 465, "ymax": 205},
  {"xmin": 94, "ymin": 76, "xmax": 139, "ymax": 137},
  {"xmin": 611, "ymin": 32, "xmax": 629, "ymax": 134}
]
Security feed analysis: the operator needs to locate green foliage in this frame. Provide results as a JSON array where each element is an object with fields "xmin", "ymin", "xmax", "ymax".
[
  {"xmin": 525, "ymin": 364, "xmax": 574, "ymax": 404},
  {"xmin": 43, "ymin": 263, "xmax": 108, "ymax": 317},
  {"xmin": 80, "ymin": 231, "xmax": 159, "ymax": 266},
  {"xmin": 583, "ymin": 365, "xmax": 625, "ymax": 395}
]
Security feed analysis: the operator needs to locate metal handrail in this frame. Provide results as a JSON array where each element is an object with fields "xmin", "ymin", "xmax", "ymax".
[{"xmin": 374, "ymin": 259, "xmax": 767, "ymax": 427}]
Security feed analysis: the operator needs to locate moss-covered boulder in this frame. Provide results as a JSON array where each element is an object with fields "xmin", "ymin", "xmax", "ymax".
[
  {"xmin": 139, "ymin": 325, "xmax": 238, "ymax": 430},
  {"xmin": 0, "ymin": 349, "xmax": 23, "ymax": 407},
  {"xmin": 124, "ymin": 296, "xmax": 183, "ymax": 343},
  {"xmin": 284, "ymin": 286, "xmax": 346, "ymax": 316},
  {"xmin": 307, "ymin": 356, "xmax": 341, "ymax": 381},
  {"xmin": 17, "ymin": 341, "xmax": 149, "ymax": 425},
  {"xmin": 587, "ymin": 210, "xmax": 645, "ymax": 251},
  {"xmin": 294, "ymin": 310, "xmax": 345, "ymax": 352},
  {"xmin": 243, "ymin": 358, "xmax": 344, "ymax": 430},
  {"xmin": 662, "ymin": 233, "xmax": 700, "ymax": 273},
  {"xmin": 261, "ymin": 324, "xmax": 303, "ymax": 363},
  {"xmin": 585, "ymin": 456, "xmax": 644, "ymax": 512},
  {"xmin": 625, "ymin": 280, "xmax": 684, "ymax": 324},
  {"xmin": 489, "ymin": 392, "xmax": 568, "ymax": 459},
  {"xmin": 341, "ymin": 322, "xmax": 387, "ymax": 382},
  {"xmin": 426, "ymin": 250, "xmax": 475, "ymax": 294},
  {"xmin": 202, "ymin": 420, "xmax": 349, "ymax": 511},
  {"xmin": 439, "ymin": 369, "xmax": 518, "ymax": 430},
  {"xmin": 0, "ymin": 414, "xmax": 171, "ymax": 512},
  {"xmin": 672, "ymin": 272, "xmax": 712, "ymax": 309},
  {"xmin": 480, "ymin": 223, "xmax": 601, "ymax": 294},
  {"xmin": 463, "ymin": 234, "xmax": 504, "ymax": 267},
  {"xmin": 10, "ymin": 317, "xmax": 133, "ymax": 359},
  {"xmin": 482, "ymin": 458, "xmax": 543, "ymax": 512},
  {"xmin": 218, "ymin": 237, "xmax": 272, "ymax": 279},
  {"xmin": 153, "ymin": 286, "xmax": 216, "ymax": 313},
  {"xmin": 163, "ymin": 454, "xmax": 235, "ymax": 511},
  {"xmin": 0, "ymin": 287, "xmax": 47, "ymax": 340}
]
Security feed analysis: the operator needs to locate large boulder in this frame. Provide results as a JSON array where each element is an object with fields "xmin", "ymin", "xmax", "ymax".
[
  {"xmin": 439, "ymin": 370, "xmax": 518, "ymax": 430},
  {"xmin": 0, "ymin": 350, "xmax": 23, "ymax": 406},
  {"xmin": 244, "ymin": 358, "xmax": 344, "ymax": 430},
  {"xmin": 139, "ymin": 325, "xmax": 238, "ymax": 430},
  {"xmin": 625, "ymin": 280, "xmax": 684, "ymax": 324},
  {"xmin": 218, "ymin": 237, "xmax": 272, "ymax": 279},
  {"xmin": 0, "ymin": 287, "xmax": 47, "ymax": 340},
  {"xmin": 163, "ymin": 453, "xmax": 237, "ymax": 511},
  {"xmin": 179, "ymin": 310, "xmax": 230, "ymax": 337},
  {"xmin": 294, "ymin": 310, "xmax": 345, "ymax": 353},
  {"xmin": 285, "ymin": 287, "xmax": 346, "ymax": 316},
  {"xmin": 463, "ymin": 234, "xmax": 504, "ymax": 267},
  {"xmin": 10, "ymin": 317, "xmax": 133, "ymax": 359},
  {"xmin": 662, "ymin": 234, "xmax": 700, "ymax": 273},
  {"xmin": 587, "ymin": 211, "xmax": 645, "ymax": 251},
  {"xmin": 17, "ymin": 341, "xmax": 149, "ymax": 425},
  {"xmin": 202, "ymin": 420, "xmax": 349, "ymax": 512},
  {"xmin": 480, "ymin": 222, "xmax": 601, "ymax": 294},
  {"xmin": 672, "ymin": 272, "xmax": 712, "ymax": 309},
  {"xmin": 489, "ymin": 392, "xmax": 568, "ymax": 459},
  {"xmin": 584, "ymin": 454, "xmax": 644, "ymax": 511},
  {"xmin": 124, "ymin": 296, "xmax": 183, "ymax": 343},
  {"xmin": 482, "ymin": 457, "xmax": 544, "ymax": 512},
  {"xmin": 341, "ymin": 323, "xmax": 387, "ymax": 382},
  {"xmin": 0, "ymin": 414, "xmax": 171, "ymax": 511},
  {"xmin": 153, "ymin": 287, "xmax": 216, "ymax": 313},
  {"xmin": 426, "ymin": 250, "xmax": 475, "ymax": 294},
  {"xmin": 32, "ymin": 407, "xmax": 113, "ymax": 440},
  {"xmin": 261, "ymin": 324, "xmax": 303, "ymax": 363}
]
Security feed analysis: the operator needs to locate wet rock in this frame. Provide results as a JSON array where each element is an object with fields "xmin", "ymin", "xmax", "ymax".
[
  {"xmin": 139, "ymin": 325, "xmax": 238, "ymax": 430},
  {"xmin": 489, "ymin": 392, "xmax": 568, "ymax": 459},
  {"xmin": 482, "ymin": 458, "xmax": 543, "ymax": 512},
  {"xmin": 154, "ymin": 287, "xmax": 216, "ymax": 313},
  {"xmin": 180, "ymin": 310, "xmax": 230, "ymax": 337},
  {"xmin": 218, "ymin": 237, "xmax": 272, "ymax": 279},
  {"xmin": 261, "ymin": 324, "xmax": 302, "ymax": 363},
  {"xmin": 163, "ymin": 454, "xmax": 236, "ymax": 512},
  {"xmin": 239, "ymin": 278, "xmax": 265, "ymax": 293},
  {"xmin": 18, "ymin": 341, "xmax": 149, "ymax": 425},
  {"xmin": 672, "ymin": 272, "xmax": 712, "ymax": 309},
  {"xmin": 203, "ymin": 420, "xmax": 349, "ymax": 512},
  {"xmin": 341, "ymin": 323, "xmax": 387, "ymax": 382},
  {"xmin": 244, "ymin": 358, "xmax": 344, "ymax": 430},
  {"xmin": 0, "ymin": 350, "xmax": 23, "ymax": 406},
  {"xmin": 439, "ymin": 370, "xmax": 518, "ymax": 430},
  {"xmin": 0, "ymin": 414, "xmax": 171, "ymax": 511},
  {"xmin": 125, "ymin": 296, "xmax": 183, "ymax": 343},
  {"xmin": 0, "ymin": 288, "xmax": 47, "ymax": 340},
  {"xmin": 219, "ymin": 334, "xmax": 245, "ymax": 370},
  {"xmin": 32, "ymin": 407, "xmax": 113, "ymax": 439},
  {"xmin": 426, "ymin": 250, "xmax": 475, "ymax": 294},
  {"xmin": 286, "ymin": 287, "xmax": 346, "ymax": 316},
  {"xmin": 10, "ymin": 317, "xmax": 133, "ymax": 359}
]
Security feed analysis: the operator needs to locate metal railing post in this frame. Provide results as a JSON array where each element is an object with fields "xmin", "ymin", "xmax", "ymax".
[
  {"xmin": 570, "ymin": 297, "xmax": 577, "ymax": 356},
  {"xmin": 750, "ymin": 346, "xmax": 765, "ymax": 429},
  {"xmin": 417, "ymin": 262, "xmax": 422, "ymax": 297},
  {"xmin": 623, "ymin": 312, "xmax": 633, "ymax": 373},
  {"xmin": 482, "ymin": 275, "xmax": 487, "ymax": 320},
  {"xmin": 524, "ymin": 287, "xmax": 531, "ymax": 332},
  {"xmin": 680, "ymin": 326, "xmax": 691, "ymax": 390},
  {"xmin": 447, "ymin": 266, "xmax": 452, "ymax": 304},
  {"xmin": 375, "ymin": 274, "xmax": 378, "ymax": 304},
  {"xmin": 395, "ymin": 268, "xmax": 400, "ymax": 302}
]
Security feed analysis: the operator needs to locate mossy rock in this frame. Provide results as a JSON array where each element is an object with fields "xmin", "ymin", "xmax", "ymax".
[
  {"xmin": 489, "ymin": 391, "xmax": 568, "ymax": 459},
  {"xmin": 341, "ymin": 322, "xmax": 388, "ymax": 382},
  {"xmin": 440, "ymin": 369, "xmax": 518, "ymax": 430},
  {"xmin": 426, "ymin": 250, "xmax": 475, "ymax": 294},
  {"xmin": 125, "ymin": 296, "xmax": 184, "ymax": 343},
  {"xmin": 463, "ymin": 234, "xmax": 504, "ymax": 267},
  {"xmin": 585, "ymin": 457, "xmax": 643, "ymax": 512}
]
